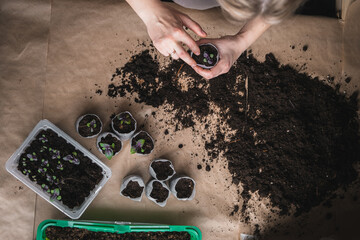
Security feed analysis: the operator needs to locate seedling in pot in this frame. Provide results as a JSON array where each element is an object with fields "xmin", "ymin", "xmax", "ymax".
[
  {"xmin": 41, "ymin": 159, "xmax": 49, "ymax": 167},
  {"xmin": 100, "ymin": 143, "xmax": 115, "ymax": 160},
  {"xmin": 41, "ymin": 183, "xmax": 50, "ymax": 193},
  {"xmin": 76, "ymin": 114, "xmax": 103, "ymax": 138},
  {"xmin": 131, "ymin": 139, "xmax": 145, "ymax": 154},
  {"xmin": 112, "ymin": 111, "xmax": 137, "ymax": 141},
  {"xmin": 86, "ymin": 120, "xmax": 97, "ymax": 133},
  {"xmin": 130, "ymin": 131, "xmax": 154, "ymax": 155},
  {"xmin": 97, "ymin": 132, "xmax": 122, "ymax": 160},
  {"xmin": 191, "ymin": 43, "xmax": 219, "ymax": 69}
]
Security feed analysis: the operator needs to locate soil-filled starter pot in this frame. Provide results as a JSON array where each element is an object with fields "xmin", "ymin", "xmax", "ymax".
[
  {"xmin": 6, "ymin": 120, "xmax": 111, "ymax": 219},
  {"xmin": 76, "ymin": 114, "xmax": 102, "ymax": 138},
  {"xmin": 120, "ymin": 175, "xmax": 145, "ymax": 202},
  {"xmin": 149, "ymin": 159, "xmax": 176, "ymax": 181},
  {"xmin": 191, "ymin": 43, "xmax": 219, "ymax": 69},
  {"xmin": 170, "ymin": 176, "xmax": 196, "ymax": 201},
  {"xmin": 96, "ymin": 132, "xmax": 122, "ymax": 160},
  {"xmin": 130, "ymin": 131, "xmax": 154, "ymax": 155},
  {"xmin": 146, "ymin": 180, "xmax": 170, "ymax": 207},
  {"xmin": 111, "ymin": 111, "xmax": 137, "ymax": 141}
]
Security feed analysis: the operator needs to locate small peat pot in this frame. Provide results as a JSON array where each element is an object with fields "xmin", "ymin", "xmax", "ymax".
[
  {"xmin": 146, "ymin": 180, "xmax": 170, "ymax": 207},
  {"xmin": 149, "ymin": 159, "xmax": 176, "ymax": 181},
  {"xmin": 76, "ymin": 114, "xmax": 102, "ymax": 138},
  {"xmin": 96, "ymin": 132, "xmax": 122, "ymax": 160},
  {"xmin": 111, "ymin": 111, "xmax": 137, "ymax": 141},
  {"xmin": 6, "ymin": 120, "xmax": 111, "ymax": 219},
  {"xmin": 120, "ymin": 175, "xmax": 145, "ymax": 202},
  {"xmin": 170, "ymin": 176, "xmax": 196, "ymax": 201},
  {"xmin": 130, "ymin": 131, "xmax": 154, "ymax": 155},
  {"xmin": 191, "ymin": 43, "xmax": 219, "ymax": 69}
]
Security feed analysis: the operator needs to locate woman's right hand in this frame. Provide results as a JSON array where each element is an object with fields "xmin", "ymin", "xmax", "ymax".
[{"xmin": 127, "ymin": 0, "xmax": 207, "ymax": 66}]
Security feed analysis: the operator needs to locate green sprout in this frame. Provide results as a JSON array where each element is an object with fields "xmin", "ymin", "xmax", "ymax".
[{"xmin": 130, "ymin": 139, "xmax": 145, "ymax": 154}]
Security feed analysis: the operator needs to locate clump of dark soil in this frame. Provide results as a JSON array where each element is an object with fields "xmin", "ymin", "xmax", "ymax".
[
  {"xmin": 107, "ymin": 48, "xmax": 360, "ymax": 216},
  {"xmin": 121, "ymin": 180, "xmax": 144, "ymax": 198},
  {"xmin": 175, "ymin": 178, "xmax": 195, "ymax": 198},
  {"xmin": 45, "ymin": 226, "xmax": 190, "ymax": 240},
  {"xmin": 17, "ymin": 129, "xmax": 104, "ymax": 209},
  {"xmin": 151, "ymin": 161, "xmax": 174, "ymax": 180},
  {"xmin": 150, "ymin": 181, "xmax": 170, "ymax": 203}
]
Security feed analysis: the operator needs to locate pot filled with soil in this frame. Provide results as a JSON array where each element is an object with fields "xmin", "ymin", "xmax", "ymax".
[
  {"xmin": 149, "ymin": 159, "xmax": 176, "ymax": 181},
  {"xmin": 76, "ymin": 114, "xmax": 102, "ymax": 138},
  {"xmin": 6, "ymin": 119, "xmax": 111, "ymax": 219},
  {"xmin": 130, "ymin": 131, "xmax": 154, "ymax": 155},
  {"xmin": 111, "ymin": 111, "xmax": 137, "ymax": 141},
  {"xmin": 120, "ymin": 175, "xmax": 145, "ymax": 202},
  {"xmin": 96, "ymin": 132, "xmax": 122, "ymax": 160},
  {"xmin": 191, "ymin": 43, "xmax": 219, "ymax": 69},
  {"xmin": 145, "ymin": 180, "xmax": 170, "ymax": 207},
  {"xmin": 37, "ymin": 219, "xmax": 202, "ymax": 240},
  {"xmin": 170, "ymin": 176, "xmax": 196, "ymax": 201}
]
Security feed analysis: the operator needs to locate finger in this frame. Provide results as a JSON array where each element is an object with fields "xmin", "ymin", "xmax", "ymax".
[
  {"xmin": 193, "ymin": 61, "xmax": 225, "ymax": 79},
  {"xmin": 173, "ymin": 44, "xmax": 197, "ymax": 67},
  {"xmin": 171, "ymin": 52, "xmax": 179, "ymax": 60},
  {"xmin": 179, "ymin": 14, "xmax": 207, "ymax": 38},
  {"xmin": 177, "ymin": 32, "xmax": 200, "ymax": 55},
  {"xmin": 196, "ymin": 38, "xmax": 216, "ymax": 46}
]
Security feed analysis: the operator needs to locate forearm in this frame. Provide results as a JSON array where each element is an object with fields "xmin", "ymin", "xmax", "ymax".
[
  {"xmin": 234, "ymin": 17, "xmax": 271, "ymax": 50},
  {"xmin": 126, "ymin": 0, "xmax": 162, "ymax": 24}
]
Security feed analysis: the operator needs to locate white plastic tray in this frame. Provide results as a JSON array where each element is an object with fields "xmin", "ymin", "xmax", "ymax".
[{"xmin": 5, "ymin": 119, "xmax": 112, "ymax": 219}]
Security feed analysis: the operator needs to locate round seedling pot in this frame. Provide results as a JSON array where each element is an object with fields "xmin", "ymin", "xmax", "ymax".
[
  {"xmin": 96, "ymin": 132, "xmax": 122, "ymax": 160},
  {"xmin": 191, "ymin": 43, "xmax": 219, "ymax": 69},
  {"xmin": 130, "ymin": 131, "xmax": 154, "ymax": 156},
  {"xmin": 76, "ymin": 114, "xmax": 102, "ymax": 138},
  {"xmin": 111, "ymin": 111, "xmax": 137, "ymax": 141},
  {"xmin": 120, "ymin": 175, "xmax": 145, "ymax": 202},
  {"xmin": 170, "ymin": 176, "xmax": 196, "ymax": 201},
  {"xmin": 146, "ymin": 180, "xmax": 170, "ymax": 207},
  {"xmin": 149, "ymin": 159, "xmax": 176, "ymax": 181}
]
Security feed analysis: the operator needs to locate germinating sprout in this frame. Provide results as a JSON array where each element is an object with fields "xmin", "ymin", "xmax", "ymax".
[
  {"xmin": 130, "ymin": 139, "xmax": 145, "ymax": 154},
  {"xmin": 99, "ymin": 142, "xmax": 115, "ymax": 160},
  {"xmin": 86, "ymin": 119, "xmax": 97, "ymax": 133}
]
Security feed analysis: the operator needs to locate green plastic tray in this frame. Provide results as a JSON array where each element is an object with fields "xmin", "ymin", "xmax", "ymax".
[{"xmin": 36, "ymin": 219, "xmax": 202, "ymax": 240}]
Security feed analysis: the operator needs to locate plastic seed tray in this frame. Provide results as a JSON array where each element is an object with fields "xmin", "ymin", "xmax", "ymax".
[
  {"xmin": 36, "ymin": 219, "xmax": 202, "ymax": 240},
  {"xmin": 5, "ymin": 119, "xmax": 112, "ymax": 219}
]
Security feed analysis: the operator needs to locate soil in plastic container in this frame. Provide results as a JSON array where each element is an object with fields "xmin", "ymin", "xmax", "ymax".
[
  {"xmin": 17, "ymin": 129, "xmax": 104, "ymax": 209},
  {"xmin": 45, "ymin": 226, "xmax": 191, "ymax": 240}
]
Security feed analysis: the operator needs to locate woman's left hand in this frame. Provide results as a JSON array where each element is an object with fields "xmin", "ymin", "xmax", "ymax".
[{"xmin": 193, "ymin": 35, "xmax": 247, "ymax": 79}]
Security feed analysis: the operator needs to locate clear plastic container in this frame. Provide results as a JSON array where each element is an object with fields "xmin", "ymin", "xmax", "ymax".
[{"xmin": 5, "ymin": 119, "xmax": 112, "ymax": 219}]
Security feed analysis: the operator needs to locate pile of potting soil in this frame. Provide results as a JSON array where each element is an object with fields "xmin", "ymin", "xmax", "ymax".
[{"xmin": 106, "ymin": 48, "xmax": 360, "ymax": 216}]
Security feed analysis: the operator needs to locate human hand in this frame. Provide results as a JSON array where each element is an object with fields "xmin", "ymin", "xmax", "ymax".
[
  {"xmin": 193, "ymin": 35, "xmax": 247, "ymax": 79},
  {"xmin": 139, "ymin": 2, "xmax": 207, "ymax": 66}
]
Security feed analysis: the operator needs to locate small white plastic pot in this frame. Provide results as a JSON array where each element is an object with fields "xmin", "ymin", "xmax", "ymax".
[
  {"xmin": 111, "ymin": 111, "xmax": 137, "ymax": 141},
  {"xmin": 149, "ymin": 159, "xmax": 176, "ymax": 181},
  {"xmin": 76, "ymin": 114, "xmax": 102, "ymax": 138},
  {"xmin": 170, "ymin": 176, "xmax": 196, "ymax": 201},
  {"xmin": 145, "ymin": 180, "xmax": 170, "ymax": 207},
  {"xmin": 120, "ymin": 175, "xmax": 145, "ymax": 202},
  {"xmin": 130, "ymin": 131, "xmax": 154, "ymax": 156},
  {"xmin": 96, "ymin": 132, "xmax": 122, "ymax": 160},
  {"xmin": 191, "ymin": 43, "xmax": 220, "ymax": 69}
]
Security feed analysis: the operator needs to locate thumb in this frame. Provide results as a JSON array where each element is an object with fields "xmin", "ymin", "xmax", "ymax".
[{"xmin": 180, "ymin": 14, "xmax": 207, "ymax": 38}]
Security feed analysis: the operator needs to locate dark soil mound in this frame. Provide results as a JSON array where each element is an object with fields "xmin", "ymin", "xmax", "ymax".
[{"xmin": 107, "ymin": 48, "xmax": 360, "ymax": 216}]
